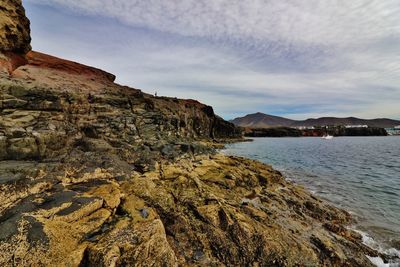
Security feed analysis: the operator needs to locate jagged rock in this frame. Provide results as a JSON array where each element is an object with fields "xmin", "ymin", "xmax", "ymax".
[
  {"xmin": 0, "ymin": 0, "xmax": 31, "ymax": 53},
  {"xmin": 83, "ymin": 219, "xmax": 178, "ymax": 266},
  {"xmin": 0, "ymin": 54, "xmax": 240, "ymax": 166},
  {"xmin": 0, "ymin": 155, "xmax": 386, "ymax": 266}
]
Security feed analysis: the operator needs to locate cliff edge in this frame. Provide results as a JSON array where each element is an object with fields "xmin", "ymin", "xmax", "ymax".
[{"xmin": 0, "ymin": 1, "xmax": 397, "ymax": 266}]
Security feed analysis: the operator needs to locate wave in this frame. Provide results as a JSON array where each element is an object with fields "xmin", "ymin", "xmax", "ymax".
[{"xmin": 352, "ymin": 229, "xmax": 400, "ymax": 267}]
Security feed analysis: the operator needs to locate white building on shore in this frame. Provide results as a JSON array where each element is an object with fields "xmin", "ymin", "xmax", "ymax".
[
  {"xmin": 345, "ymin": 125, "xmax": 368, "ymax": 128},
  {"xmin": 295, "ymin": 126, "xmax": 315, "ymax": 130},
  {"xmin": 385, "ymin": 127, "xmax": 400, "ymax": 135}
]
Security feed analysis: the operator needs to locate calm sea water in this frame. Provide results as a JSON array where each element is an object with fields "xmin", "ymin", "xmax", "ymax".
[{"xmin": 222, "ymin": 137, "xmax": 400, "ymax": 255}]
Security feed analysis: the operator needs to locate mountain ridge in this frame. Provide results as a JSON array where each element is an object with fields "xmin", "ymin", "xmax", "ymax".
[{"xmin": 231, "ymin": 112, "xmax": 400, "ymax": 128}]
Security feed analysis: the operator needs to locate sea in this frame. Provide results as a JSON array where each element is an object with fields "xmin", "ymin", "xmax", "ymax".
[{"xmin": 222, "ymin": 136, "xmax": 400, "ymax": 266}]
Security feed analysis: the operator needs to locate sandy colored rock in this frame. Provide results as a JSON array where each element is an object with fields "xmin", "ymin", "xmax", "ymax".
[
  {"xmin": 15, "ymin": 146, "xmax": 384, "ymax": 266},
  {"xmin": 0, "ymin": 0, "xmax": 31, "ymax": 53},
  {"xmin": 1, "ymin": 154, "xmax": 390, "ymax": 266},
  {"xmin": 84, "ymin": 219, "xmax": 178, "ymax": 266}
]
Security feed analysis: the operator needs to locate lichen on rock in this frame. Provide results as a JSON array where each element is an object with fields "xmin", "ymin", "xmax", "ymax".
[{"xmin": 0, "ymin": 153, "xmax": 388, "ymax": 266}]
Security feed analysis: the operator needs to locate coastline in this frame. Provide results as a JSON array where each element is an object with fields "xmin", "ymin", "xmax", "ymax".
[
  {"xmin": 221, "ymin": 137, "xmax": 400, "ymax": 266},
  {"xmin": 0, "ymin": 152, "xmax": 392, "ymax": 266},
  {"xmin": 1, "ymin": 2, "xmax": 398, "ymax": 265},
  {"xmin": 243, "ymin": 127, "xmax": 389, "ymax": 138},
  {"xmin": 279, "ymin": 165, "xmax": 400, "ymax": 266}
]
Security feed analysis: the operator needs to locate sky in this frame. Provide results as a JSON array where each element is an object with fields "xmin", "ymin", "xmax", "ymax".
[{"xmin": 23, "ymin": 0, "xmax": 400, "ymax": 120}]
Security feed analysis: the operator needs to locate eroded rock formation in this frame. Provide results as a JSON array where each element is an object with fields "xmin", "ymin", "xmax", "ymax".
[
  {"xmin": 0, "ymin": 154, "xmax": 386, "ymax": 266},
  {"xmin": 0, "ymin": 44, "xmax": 240, "ymax": 164},
  {"xmin": 0, "ymin": 0, "xmax": 31, "ymax": 53},
  {"xmin": 1, "ymin": 0, "xmax": 398, "ymax": 266}
]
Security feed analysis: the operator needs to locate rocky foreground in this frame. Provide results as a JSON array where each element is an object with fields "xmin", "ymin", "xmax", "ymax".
[
  {"xmin": 0, "ymin": 1, "xmax": 398, "ymax": 266},
  {"xmin": 0, "ymin": 153, "xmax": 387, "ymax": 266}
]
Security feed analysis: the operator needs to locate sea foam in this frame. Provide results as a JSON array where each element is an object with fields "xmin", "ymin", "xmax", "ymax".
[{"xmin": 354, "ymin": 229, "xmax": 400, "ymax": 267}]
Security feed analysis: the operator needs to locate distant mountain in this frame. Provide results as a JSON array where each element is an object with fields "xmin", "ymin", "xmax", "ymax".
[
  {"xmin": 231, "ymin": 112, "xmax": 400, "ymax": 128},
  {"xmin": 230, "ymin": 113, "xmax": 295, "ymax": 128}
]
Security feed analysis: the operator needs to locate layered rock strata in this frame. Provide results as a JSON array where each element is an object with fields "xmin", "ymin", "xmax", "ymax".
[
  {"xmin": 1, "ymin": 0, "xmax": 398, "ymax": 266},
  {"xmin": 0, "ymin": 50, "xmax": 240, "ymax": 169}
]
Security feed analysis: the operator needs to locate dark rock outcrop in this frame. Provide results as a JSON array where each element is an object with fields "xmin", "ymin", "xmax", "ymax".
[
  {"xmin": 244, "ymin": 126, "xmax": 387, "ymax": 137},
  {"xmin": 245, "ymin": 127, "xmax": 302, "ymax": 137},
  {"xmin": 338, "ymin": 127, "xmax": 387, "ymax": 136},
  {"xmin": 0, "ymin": 60, "xmax": 240, "ymax": 166}
]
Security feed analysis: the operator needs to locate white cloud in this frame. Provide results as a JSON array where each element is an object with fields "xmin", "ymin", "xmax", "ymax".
[
  {"xmin": 25, "ymin": 0, "xmax": 400, "ymax": 120},
  {"xmin": 26, "ymin": 0, "xmax": 400, "ymax": 48}
]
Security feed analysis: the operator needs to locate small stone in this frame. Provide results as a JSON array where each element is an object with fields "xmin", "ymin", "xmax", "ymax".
[
  {"xmin": 48, "ymin": 124, "xmax": 56, "ymax": 131},
  {"xmin": 193, "ymin": 249, "xmax": 205, "ymax": 262},
  {"xmin": 139, "ymin": 208, "xmax": 149, "ymax": 219}
]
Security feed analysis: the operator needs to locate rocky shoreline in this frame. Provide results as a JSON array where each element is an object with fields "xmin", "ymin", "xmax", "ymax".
[
  {"xmin": 0, "ymin": 1, "xmax": 398, "ymax": 266},
  {"xmin": 0, "ymin": 152, "xmax": 391, "ymax": 266},
  {"xmin": 243, "ymin": 126, "xmax": 388, "ymax": 138}
]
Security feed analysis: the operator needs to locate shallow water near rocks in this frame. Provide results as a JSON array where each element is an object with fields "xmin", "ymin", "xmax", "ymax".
[{"xmin": 222, "ymin": 136, "xmax": 400, "ymax": 257}]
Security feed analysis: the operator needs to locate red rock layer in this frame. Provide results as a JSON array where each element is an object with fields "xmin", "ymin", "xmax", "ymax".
[{"xmin": 25, "ymin": 51, "xmax": 116, "ymax": 82}]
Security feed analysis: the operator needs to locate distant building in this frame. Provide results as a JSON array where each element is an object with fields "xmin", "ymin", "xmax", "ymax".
[
  {"xmin": 385, "ymin": 127, "xmax": 400, "ymax": 135},
  {"xmin": 295, "ymin": 126, "xmax": 315, "ymax": 130},
  {"xmin": 345, "ymin": 125, "xmax": 368, "ymax": 128}
]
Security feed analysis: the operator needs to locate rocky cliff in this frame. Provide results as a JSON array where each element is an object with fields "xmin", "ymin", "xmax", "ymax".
[
  {"xmin": 0, "ymin": 1, "xmax": 397, "ymax": 266},
  {"xmin": 0, "ymin": 47, "xmax": 241, "ymax": 165},
  {"xmin": 0, "ymin": 0, "xmax": 31, "ymax": 53},
  {"xmin": 244, "ymin": 127, "xmax": 303, "ymax": 137}
]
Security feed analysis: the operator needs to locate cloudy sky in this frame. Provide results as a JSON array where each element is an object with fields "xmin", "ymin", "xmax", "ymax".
[{"xmin": 24, "ymin": 0, "xmax": 400, "ymax": 120}]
